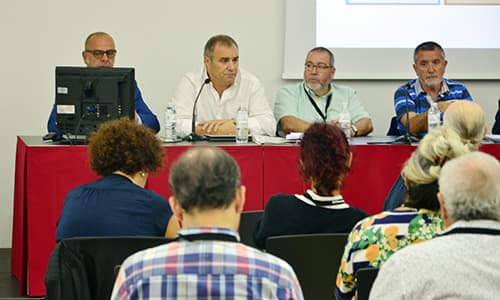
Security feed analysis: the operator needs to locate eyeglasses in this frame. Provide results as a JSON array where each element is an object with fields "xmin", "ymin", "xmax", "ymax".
[
  {"xmin": 304, "ymin": 63, "xmax": 332, "ymax": 72},
  {"xmin": 85, "ymin": 49, "xmax": 117, "ymax": 59}
]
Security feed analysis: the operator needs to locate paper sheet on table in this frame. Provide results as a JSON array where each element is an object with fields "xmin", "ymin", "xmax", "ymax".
[
  {"xmin": 285, "ymin": 132, "xmax": 304, "ymax": 140},
  {"xmin": 252, "ymin": 135, "xmax": 288, "ymax": 144},
  {"xmin": 484, "ymin": 134, "xmax": 500, "ymax": 143}
]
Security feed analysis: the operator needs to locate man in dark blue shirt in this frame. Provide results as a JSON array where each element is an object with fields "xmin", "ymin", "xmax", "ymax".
[
  {"xmin": 47, "ymin": 32, "xmax": 159, "ymax": 133},
  {"xmin": 386, "ymin": 42, "xmax": 476, "ymax": 211},
  {"xmin": 394, "ymin": 41, "xmax": 472, "ymax": 137}
]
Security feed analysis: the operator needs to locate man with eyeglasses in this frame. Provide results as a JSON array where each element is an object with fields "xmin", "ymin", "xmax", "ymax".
[
  {"xmin": 47, "ymin": 32, "xmax": 160, "ymax": 133},
  {"xmin": 393, "ymin": 41, "xmax": 472, "ymax": 138},
  {"xmin": 171, "ymin": 34, "xmax": 275, "ymax": 138},
  {"xmin": 274, "ymin": 47, "xmax": 373, "ymax": 137}
]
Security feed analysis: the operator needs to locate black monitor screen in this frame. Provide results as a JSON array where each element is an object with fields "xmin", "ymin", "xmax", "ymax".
[{"xmin": 55, "ymin": 66, "xmax": 135, "ymax": 136}]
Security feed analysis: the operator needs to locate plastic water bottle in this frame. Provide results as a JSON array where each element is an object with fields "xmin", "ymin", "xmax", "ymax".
[
  {"xmin": 236, "ymin": 106, "xmax": 249, "ymax": 144},
  {"xmin": 427, "ymin": 101, "xmax": 440, "ymax": 133},
  {"xmin": 164, "ymin": 102, "xmax": 177, "ymax": 142},
  {"xmin": 338, "ymin": 103, "xmax": 351, "ymax": 141}
]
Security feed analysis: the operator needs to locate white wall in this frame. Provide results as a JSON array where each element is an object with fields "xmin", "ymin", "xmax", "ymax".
[{"xmin": 0, "ymin": 0, "xmax": 498, "ymax": 248}]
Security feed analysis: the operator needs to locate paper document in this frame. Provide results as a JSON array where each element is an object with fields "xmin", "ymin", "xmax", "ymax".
[
  {"xmin": 484, "ymin": 134, "xmax": 500, "ymax": 143},
  {"xmin": 253, "ymin": 135, "xmax": 288, "ymax": 144},
  {"xmin": 285, "ymin": 132, "xmax": 304, "ymax": 140}
]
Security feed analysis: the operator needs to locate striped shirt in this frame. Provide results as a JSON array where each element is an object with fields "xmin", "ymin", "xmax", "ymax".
[
  {"xmin": 393, "ymin": 78, "xmax": 472, "ymax": 136},
  {"xmin": 111, "ymin": 227, "xmax": 304, "ymax": 300},
  {"xmin": 335, "ymin": 208, "xmax": 444, "ymax": 300}
]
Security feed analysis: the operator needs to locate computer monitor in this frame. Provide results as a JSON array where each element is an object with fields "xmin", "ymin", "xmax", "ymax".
[{"xmin": 55, "ymin": 66, "xmax": 135, "ymax": 137}]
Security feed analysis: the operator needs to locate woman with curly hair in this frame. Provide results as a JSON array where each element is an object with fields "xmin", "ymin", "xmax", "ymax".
[
  {"xmin": 252, "ymin": 122, "xmax": 369, "ymax": 249},
  {"xmin": 56, "ymin": 118, "xmax": 178, "ymax": 241}
]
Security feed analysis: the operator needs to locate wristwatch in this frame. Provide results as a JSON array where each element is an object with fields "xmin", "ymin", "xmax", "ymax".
[{"xmin": 351, "ymin": 124, "xmax": 358, "ymax": 137}]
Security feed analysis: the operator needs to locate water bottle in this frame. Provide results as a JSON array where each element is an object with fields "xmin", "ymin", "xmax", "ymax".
[
  {"xmin": 164, "ymin": 102, "xmax": 177, "ymax": 142},
  {"xmin": 427, "ymin": 101, "xmax": 440, "ymax": 133},
  {"xmin": 236, "ymin": 105, "xmax": 249, "ymax": 144},
  {"xmin": 338, "ymin": 103, "xmax": 351, "ymax": 141}
]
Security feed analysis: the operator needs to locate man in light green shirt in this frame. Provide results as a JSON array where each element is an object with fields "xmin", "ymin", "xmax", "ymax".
[{"xmin": 275, "ymin": 47, "xmax": 373, "ymax": 137}]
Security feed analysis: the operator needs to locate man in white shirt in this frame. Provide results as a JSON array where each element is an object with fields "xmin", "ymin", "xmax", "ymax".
[
  {"xmin": 370, "ymin": 151, "xmax": 500, "ymax": 300},
  {"xmin": 171, "ymin": 34, "xmax": 276, "ymax": 138}
]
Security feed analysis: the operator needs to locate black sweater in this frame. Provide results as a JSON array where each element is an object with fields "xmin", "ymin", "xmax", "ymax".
[{"xmin": 252, "ymin": 193, "xmax": 369, "ymax": 249}]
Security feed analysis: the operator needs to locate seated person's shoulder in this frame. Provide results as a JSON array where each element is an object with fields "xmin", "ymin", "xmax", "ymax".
[
  {"xmin": 266, "ymin": 194, "xmax": 295, "ymax": 206},
  {"xmin": 444, "ymin": 78, "xmax": 467, "ymax": 87},
  {"xmin": 331, "ymin": 83, "xmax": 355, "ymax": 92},
  {"xmin": 238, "ymin": 68, "xmax": 261, "ymax": 82},
  {"xmin": 331, "ymin": 83, "xmax": 360, "ymax": 98},
  {"xmin": 276, "ymin": 83, "xmax": 302, "ymax": 100},
  {"xmin": 395, "ymin": 79, "xmax": 415, "ymax": 90},
  {"xmin": 393, "ymin": 80, "xmax": 415, "ymax": 98}
]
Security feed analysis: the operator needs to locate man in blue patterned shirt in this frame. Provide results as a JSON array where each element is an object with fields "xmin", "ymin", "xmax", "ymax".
[
  {"xmin": 394, "ymin": 41, "xmax": 473, "ymax": 137},
  {"xmin": 111, "ymin": 146, "xmax": 304, "ymax": 300}
]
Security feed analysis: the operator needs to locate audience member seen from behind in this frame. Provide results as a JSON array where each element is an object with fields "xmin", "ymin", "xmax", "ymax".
[
  {"xmin": 275, "ymin": 47, "xmax": 373, "ymax": 137},
  {"xmin": 253, "ymin": 123, "xmax": 369, "ymax": 250},
  {"xmin": 47, "ymin": 31, "xmax": 160, "ymax": 134},
  {"xmin": 383, "ymin": 100, "xmax": 486, "ymax": 210},
  {"xmin": 336, "ymin": 125, "xmax": 472, "ymax": 300},
  {"xmin": 370, "ymin": 152, "xmax": 500, "ymax": 300},
  {"xmin": 111, "ymin": 147, "xmax": 304, "ymax": 300},
  {"xmin": 394, "ymin": 41, "xmax": 472, "ymax": 137},
  {"xmin": 56, "ymin": 118, "xmax": 178, "ymax": 242},
  {"xmin": 171, "ymin": 34, "xmax": 275, "ymax": 138}
]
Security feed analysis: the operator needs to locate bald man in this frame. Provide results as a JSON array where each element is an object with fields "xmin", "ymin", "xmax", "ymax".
[{"xmin": 47, "ymin": 32, "xmax": 160, "ymax": 134}]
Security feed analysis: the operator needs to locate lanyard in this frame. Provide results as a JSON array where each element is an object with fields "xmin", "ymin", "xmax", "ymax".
[
  {"xmin": 303, "ymin": 86, "xmax": 332, "ymax": 123},
  {"xmin": 177, "ymin": 232, "xmax": 238, "ymax": 242}
]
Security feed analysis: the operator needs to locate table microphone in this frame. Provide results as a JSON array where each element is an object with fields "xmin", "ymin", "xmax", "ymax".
[
  {"xmin": 391, "ymin": 82, "xmax": 419, "ymax": 145},
  {"xmin": 185, "ymin": 78, "xmax": 211, "ymax": 142}
]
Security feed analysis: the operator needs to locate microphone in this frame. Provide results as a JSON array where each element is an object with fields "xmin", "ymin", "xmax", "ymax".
[
  {"xmin": 185, "ymin": 78, "xmax": 211, "ymax": 142},
  {"xmin": 391, "ymin": 82, "xmax": 419, "ymax": 145}
]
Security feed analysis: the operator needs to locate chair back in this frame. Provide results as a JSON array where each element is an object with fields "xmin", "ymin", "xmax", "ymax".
[
  {"xmin": 387, "ymin": 116, "xmax": 400, "ymax": 136},
  {"xmin": 266, "ymin": 233, "xmax": 348, "ymax": 300},
  {"xmin": 356, "ymin": 267, "xmax": 379, "ymax": 300},
  {"xmin": 239, "ymin": 210, "xmax": 263, "ymax": 248},
  {"xmin": 45, "ymin": 236, "xmax": 171, "ymax": 300},
  {"xmin": 492, "ymin": 98, "xmax": 500, "ymax": 134}
]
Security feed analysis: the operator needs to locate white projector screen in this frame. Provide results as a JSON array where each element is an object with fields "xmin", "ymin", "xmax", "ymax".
[{"xmin": 283, "ymin": 0, "xmax": 500, "ymax": 80}]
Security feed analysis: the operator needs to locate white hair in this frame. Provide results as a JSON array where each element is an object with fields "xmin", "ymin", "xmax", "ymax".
[
  {"xmin": 439, "ymin": 152, "xmax": 500, "ymax": 221},
  {"xmin": 443, "ymin": 100, "xmax": 486, "ymax": 151},
  {"xmin": 403, "ymin": 126, "xmax": 470, "ymax": 185}
]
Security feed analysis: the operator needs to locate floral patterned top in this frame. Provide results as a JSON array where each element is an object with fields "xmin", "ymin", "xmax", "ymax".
[{"xmin": 335, "ymin": 208, "xmax": 444, "ymax": 300}]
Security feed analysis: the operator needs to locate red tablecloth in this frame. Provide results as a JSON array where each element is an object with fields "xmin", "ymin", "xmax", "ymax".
[
  {"xmin": 11, "ymin": 138, "xmax": 264, "ymax": 296},
  {"xmin": 262, "ymin": 144, "xmax": 415, "ymax": 213},
  {"xmin": 147, "ymin": 144, "xmax": 264, "ymax": 211},
  {"xmin": 11, "ymin": 136, "xmax": 500, "ymax": 296}
]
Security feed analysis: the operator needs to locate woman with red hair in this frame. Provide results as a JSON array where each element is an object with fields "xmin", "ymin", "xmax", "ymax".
[{"xmin": 253, "ymin": 122, "xmax": 368, "ymax": 249}]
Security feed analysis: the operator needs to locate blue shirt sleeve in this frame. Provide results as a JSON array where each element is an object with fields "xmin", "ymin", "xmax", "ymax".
[
  {"xmin": 47, "ymin": 104, "xmax": 61, "ymax": 134},
  {"xmin": 134, "ymin": 82, "xmax": 160, "ymax": 133},
  {"xmin": 393, "ymin": 84, "xmax": 414, "ymax": 135}
]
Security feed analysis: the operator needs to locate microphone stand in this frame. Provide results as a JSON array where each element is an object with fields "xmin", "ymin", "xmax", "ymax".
[
  {"xmin": 390, "ymin": 84, "xmax": 420, "ymax": 145},
  {"xmin": 185, "ymin": 78, "xmax": 211, "ymax": 142}
]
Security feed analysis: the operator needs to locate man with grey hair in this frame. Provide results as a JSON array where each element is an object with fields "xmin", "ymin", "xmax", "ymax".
[
  {"xmin": 370, "ymin": 151, "xmax": 500, "ymax": 300},
  {"xmin": 393, "ymin": 41, "xmax": 473, "ymax": 137},
  {"xmin": 172, "ymin": 34, "xmax": 275, "ymax": 138},
  {"xmin": 47, "ymin": 32, "xmax": 160, "ymax": 134},
  {"xmin": 275, "ymin": 47, "xmax": 372, "ymax": 137},
  {"xmin": 111, "ymin": 147, "xmax": 304, "ymax": 299}
]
